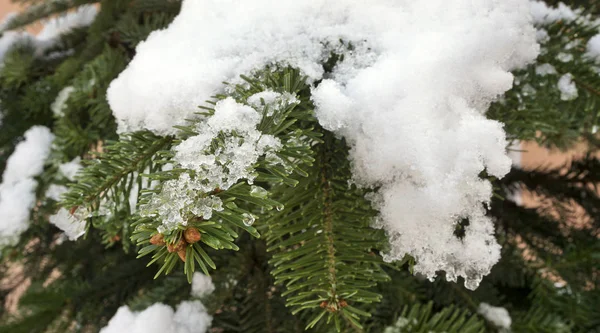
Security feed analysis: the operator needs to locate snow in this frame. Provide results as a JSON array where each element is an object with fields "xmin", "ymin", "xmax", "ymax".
[
  {"xmin": 557, "ymin": 52, "xmax": 573, "ymax": 63},
  {"xmin": 535, "ymin": 63, "xmax": 557, "ymax": 76},
  {"xmin": 529, "ymin": 1, "xmax": 579, "ymax": 25},
  {"xmin": 46, "ymin": 184, "xmax": 68, "ymax": 201},
  {"xmin": 48, "ymin": 208, "xmax": 86, "ymax": 240},
  {"xmin": 558, "ymin": 73, "xmax": 578, "ymax": 101},
  {"xmin": 37, "ymin": 5, "xmax": 98, "ymax": 42},
  {"xmin": 58, "ymin": 157, "xmax": 82, "ymax": 181},
  {"xmin": 0, "ymin": 126, "xmax": 54, "ymax": 248},
  {"xmin": 109, "ymin": 0, "xmax": 538, "ymax": 289},
  {"xmin": 101, "ymin": 271, "xmax": 214, "ymax": 333},
  {"xmin": 51, "ymin": 86, "xmax": 75, "ymax": 117},
  {"xmin": 478, "ymin": 303, "xmax": 512, "ymax": 330},
  {"xmin": 587, "ymin": 35, "xmax": 600, "ymax": 62},
  {"xmin": 100, "ymin": 301, "xmax": 211, "ymax": 333},
  {"xmin": 191, "ymin": 272, "xmax": 215, "ymax": 298}
]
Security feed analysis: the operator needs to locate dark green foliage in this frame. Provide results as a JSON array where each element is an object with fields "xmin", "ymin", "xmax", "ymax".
[
  {"xmin": 488, "ymin": 11, "xmax": 600, "ymax": 149},
  {"xmin": 266, "ymin": 131, "xmax": 389, "ymax": 331}
]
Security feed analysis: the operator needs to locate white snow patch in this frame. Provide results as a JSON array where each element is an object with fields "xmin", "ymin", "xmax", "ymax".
[
  {"xmin": 0, "ymin": 126, "xmax": 54, "ymax": 247},
  {"xmin": 51, "ymin": 86, "xmax": 75, "ymax": 117},
  {"xmin": 58, "ymin": 157, "xmax": 82, "ymax": 181},
  {"xmin": 529, "ymin": 1, "xmax": 579, "ymax": 25},
  {"xmin": 191, "ymin": 272, "xmax": 215, "ymax": 298},
  {"xmin": 108, "ymin": 0, "xmax": 538, "ymax": 289},
  {"xmin": 557, "ymin": 52, "xmax": 573, "ymax": 63},
  {"xmin": 478, "ymin": 303, "xmax": 512, "ymax": 330},
  {"xmin": 535, "ymin": 63, "xmax": 557, "ymax": 76},
  {"xmin": 37, "ymin": 5, "xmax": 98, "ymax": 42},
  {"xmin": 558, "ymin": 73, "xmax": 578, "ymax": 101},
  {"xmin": 100, "ymin": 301, "xmax": 211, "ymax": 333},
  {"xmin": 586, "ymin": 34, "xmax": 600, "ymax": 62},
  {"xmin": 46, "ymin": 184, "xmax": 68, "ymax": 201}
]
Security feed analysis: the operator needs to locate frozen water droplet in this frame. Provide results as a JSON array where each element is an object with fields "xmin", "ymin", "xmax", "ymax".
[
  {"xmin": 249, "ymin": 185, "xmax": 268, "ymax": 198},
  {"xmin": 242, "ymin": 213, "xmax": 255, "ymax": 226},
  {"xmin": 275, "ymin": 204, "xmax": 285, "ymax": 211}
]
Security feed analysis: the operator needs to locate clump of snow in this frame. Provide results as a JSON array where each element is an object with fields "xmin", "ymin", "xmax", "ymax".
[
  {"xmin": 478, "ymin": 303, "xmax": 512, "ymax": 330},
  {"xmin": 109, "ymin": 0, "xmax": 538, "ymax": 288},
  {"xmin": 0, "ymin": 126, "xmax": 54, "ymax": 247},
  {"xmin": 556, "ymin": 52, "xmax": 573, "ymax": 63},
  {"xmin": 101, "ymin": 271, "xmax": 215, "ymax": 333},
  {"xmin": 48, "ymin": 207, "xmax": 86, "ymax": 240},
  {"xmin": 535, "ymin": 63, "xmax": 557, "ymax": 76},
  {"xmin": 58, "ymin": 157, "xmax": 82, "ymax": 181},
  {"xmin": 51, "ymin": 86, "xmax": 75, "ymax": 117},
  {"xmin": 191, "ymin": 272, "xmax": 215, "ymax": 298},
  {"xmin": 586, "ymin": 35, "xmax": 600, "ymax": 62},
  {"xmin": 45, "ymin": 157, "xmax": 82, "ymax": 201},
  {"xmin": 535, "ymin": 28, "xmax": 550, "ymax": 43},
  {"xmin": 100, "ymin": 301, "xmax": 211, "ymax": 333},
  {"xmin": 46, "ymin": 184, "xmax": 68, "ymax": 201},
  {"xmin": 558, "ymin": 73, "xmax": 578, "ymax": 101},
  {"xmin": 529, "ymin": 1, "xmax": 579, "ymax": 25}
]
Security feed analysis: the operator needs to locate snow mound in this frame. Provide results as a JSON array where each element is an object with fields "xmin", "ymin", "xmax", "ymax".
[
  {"xmin": 0, "ymin": 126, "xmax": 54, "ymax": 247},
  {"xmin": 100, "ymin": 301, "xmax": 211, "ymax": 333}
]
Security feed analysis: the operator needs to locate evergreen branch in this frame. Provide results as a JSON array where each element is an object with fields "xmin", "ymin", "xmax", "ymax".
[
  {"xmin": 266, "ymin": 131, "xmax": 389, "ymax": 331},
  {"xmin": 383, "ymin": 302, "xmax": 485, "ymax": 333},
  {"xmin": 132, "ymin": 68, "xmax": 319, "ymax": 283},
  {"xmin": 0, "ymin": 0, "xmax": 99, "ymax": 33},
  {"xmin": 62, "ymin": 131, "xmax": 173, "ymax": 208},
  {"xmin": 488, "ymin": 15, "xmax": 600, "ymax": 149}
]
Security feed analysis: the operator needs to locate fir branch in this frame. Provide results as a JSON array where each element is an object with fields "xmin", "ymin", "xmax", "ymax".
[
  {"xmin": 0, "ymin": 0, "xmax": 99, "ymax": 32},
  {"xmin": 266, "ymin": 131, "xmax": 389, "ymax": 331},
  {"xmin": 383, "ymin": 302, "xmax": 486, "ymax": 333},
  {"xmin": 62, "ymin": 131, "xmax": 173, "ymax": 208},
  {"xmin": 131, "ymin": 68, "xmax": 319, "ymax": 284}
]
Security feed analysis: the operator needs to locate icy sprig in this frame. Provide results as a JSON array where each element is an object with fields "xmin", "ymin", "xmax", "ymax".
[
  {"xmin": 49, "ymin": 207, "xmax": 86, "ymax": 241},
  {"xmin": 0, "ymin": 126, "xmax": 54, "ymax": 248},
  {"xmin": 141, "ymin": 94, "xmax": 298, "ymax": 232}
]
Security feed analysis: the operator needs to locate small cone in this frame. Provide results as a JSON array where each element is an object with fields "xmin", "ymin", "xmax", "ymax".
[
  {"xmin": 167, "ymin": 238, "xmax": 187, "ymax": 253},
  {"xmin": 149, "ymin": 233, "xmax": 165, "ymax": 246},
  {"xmin": 177, "ymin": 248, "xmax": 187, "ymax": 262},
  {"xmin": 184, "ymin": 227, "xmax": 201, "ymax": 244}
]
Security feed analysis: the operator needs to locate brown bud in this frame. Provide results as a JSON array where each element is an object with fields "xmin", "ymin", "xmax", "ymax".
[
  {"xmin": 177, "ymin": 248, "xmax": 187, "ymax": 262},
  {"xmin": 111, "ymin": 235, "xmax": 121, "ymax": 243},
  {"xmin": 326, "ymin": 304, "xmax": 338, "ymax": 313},
  {"xmin": 149, "ymin": 233, "xmax": 165, "ymax": 246},
  {"xmin": 339, "ymin": 300, "xmax": 348, "ymax": 308},
  {"xmin": 184, "ymin": 227, "xmax": 202, "ymax": 244},
  {"xmin": 320, "ymin": 301, "xmax": 328, "ymax": 308},
  {"xmin": 167, "ymin": 238, "xmax": 187, "ymax": 253},
  {"xmin": 69, "ymin": 206, "xmax": 79, "ymax": 215}
]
